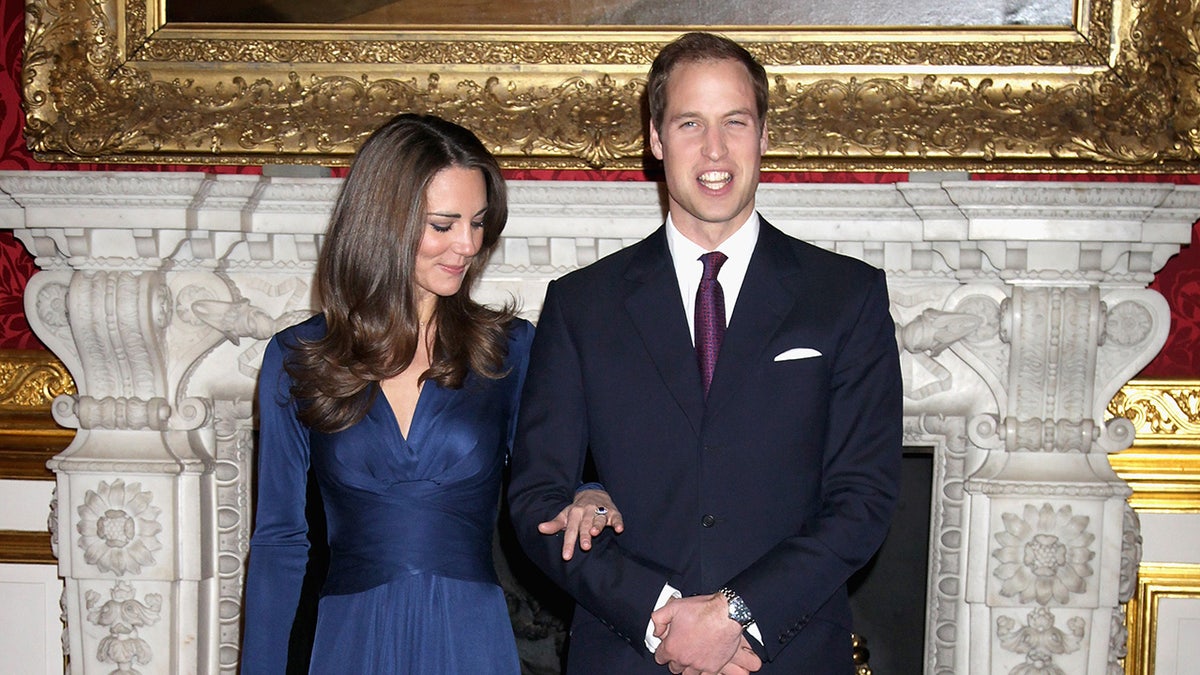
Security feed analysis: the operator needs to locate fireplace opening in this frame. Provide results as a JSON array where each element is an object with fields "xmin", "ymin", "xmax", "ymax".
[{"xmin": 848, "ymin": 447, "xmax": 934, "ymax": 674}]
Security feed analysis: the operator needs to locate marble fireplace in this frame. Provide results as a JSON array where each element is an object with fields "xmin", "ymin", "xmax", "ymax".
[{"xmin": 1, "ymin": 171, "xmax": 1197, "ymax": 674}]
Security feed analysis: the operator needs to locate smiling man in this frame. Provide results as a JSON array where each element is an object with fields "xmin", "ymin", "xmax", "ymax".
[{"xmin": 509, "ymin": 32, "xmax": 903, "ymax": 675}]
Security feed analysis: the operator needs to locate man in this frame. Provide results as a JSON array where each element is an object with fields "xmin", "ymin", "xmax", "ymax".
[{"xmin": 508, "ymin": 32, "xmax": 902, "ymax": 675}]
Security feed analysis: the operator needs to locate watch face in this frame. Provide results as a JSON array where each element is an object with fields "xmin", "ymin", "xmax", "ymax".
[{"xmin": 722, "ymin": 588, "xmax": 753, "ymax": 626}]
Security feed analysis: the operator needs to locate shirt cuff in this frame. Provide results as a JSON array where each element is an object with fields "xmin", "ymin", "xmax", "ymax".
[
  {"xmin": 644, "ymin": 584, "xmax": 763, "ymax": 651},
  {"xmin": 644, "ymin": 583, "xmax": 682, "ymax": 652}
]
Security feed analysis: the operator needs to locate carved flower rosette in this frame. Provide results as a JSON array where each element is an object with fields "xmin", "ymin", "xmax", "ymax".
[
  {"xmin": 76, "ymin": 479, "xmax": 163, "ymax": 576},
  {"xmin": 992, "ymin": 503, "xmax": 1096, "ymax": 607}
]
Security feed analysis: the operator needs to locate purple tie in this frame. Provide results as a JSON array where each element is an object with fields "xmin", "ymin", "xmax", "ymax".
[{"xmin": 695, "ymin": 251, "xmax": 728, "ymax": 397}]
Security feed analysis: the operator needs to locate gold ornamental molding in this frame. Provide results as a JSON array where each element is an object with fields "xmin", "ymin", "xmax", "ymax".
[
  {"xmin": 1124, "ymin": 562, "xmax": 1200, "ymax": 675},
  {"xmin": 0, "ymin": 349, "xmax": 74, "ymax": 480},
  {"xmin": 1108, "ymin": 380, "xmax": 1200, "ymax": 513},
  {"xmin": 19, "ymin": 0, "xmax": 1200, "ymax": 171},
  {"xmin": 0, "ymin": 349, "xmax": 73, "ymax": 409}
]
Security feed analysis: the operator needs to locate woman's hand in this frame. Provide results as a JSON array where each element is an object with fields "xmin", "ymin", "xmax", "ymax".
[{"xmin": 537, "ymin": 489, "xmax": 624, "ymax": 560}]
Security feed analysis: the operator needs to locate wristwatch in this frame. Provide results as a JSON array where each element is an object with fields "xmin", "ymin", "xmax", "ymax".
[{"xmin": 719, "ymin": 587, "xmax": 754, "ymax": 627}]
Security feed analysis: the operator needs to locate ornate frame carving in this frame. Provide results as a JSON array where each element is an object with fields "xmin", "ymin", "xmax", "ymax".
[
  {"xmin": 1124, "ymin": 563, "xmax": 1200, "ymax": 675},
  {"xmin": 20, "ymin": 0, "xmax": 1200, "ymax": 171},
  {"xmin": 1108, "ymin": 380, "xmax": 1200, "ymax": 512},
  {"xmin": 0, "ymin": 349, "xmax": 74, "ymax": 480}
]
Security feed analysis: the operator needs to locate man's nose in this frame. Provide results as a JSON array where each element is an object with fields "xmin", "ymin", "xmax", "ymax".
[{"xmin": 702, "ymin": 126, "xmax": 727, "ymax": 160}]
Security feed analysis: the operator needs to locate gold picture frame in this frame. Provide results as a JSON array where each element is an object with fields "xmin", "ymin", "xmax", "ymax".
[
  {"xmin": 0, "ymin": 349, "xmax": 74, "ymax": 565},
  {"xmin": 20, "ymin": 0, "xmax": 1200, "ymax": 171},
  {"xmin": 1124, "ymin": 563, "xmax": 1200, "ymax": 675},
  {"xmin": 1108, "ymin": 380, "xmax": 1200, "ymax": 513},
  {"xmin": 0, "ymin": 349, "xmax": 74, "ymax": 481}
]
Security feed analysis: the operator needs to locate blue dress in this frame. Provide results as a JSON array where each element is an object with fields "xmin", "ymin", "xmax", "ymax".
[{"xmin": 241, "ymin": 314, "xmax": 531, "ymax": 674}]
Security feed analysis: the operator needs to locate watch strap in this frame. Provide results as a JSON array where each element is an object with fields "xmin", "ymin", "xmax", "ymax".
[{"xmin": 719, "ymin": 587, "xmax": 753, "ymax": 627}]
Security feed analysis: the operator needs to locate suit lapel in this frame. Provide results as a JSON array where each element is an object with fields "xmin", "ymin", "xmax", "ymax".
[
  {"xmin": 704, "ymin": 221, "xmax": 801, "ymax": 419},
  {"xmin": 623, "ymin": 227, "xmax": 706, "ymax": 436}
]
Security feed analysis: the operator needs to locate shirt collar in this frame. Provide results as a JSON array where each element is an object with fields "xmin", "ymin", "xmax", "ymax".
[{"xmin": 664, "ymin": 211, "xmax": 760, "ymax": 266}]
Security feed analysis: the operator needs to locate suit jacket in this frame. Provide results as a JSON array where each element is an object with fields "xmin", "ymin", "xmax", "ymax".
[{"xmin": 508, "ymin": 218, "xmax": 902, "ymax": 674}]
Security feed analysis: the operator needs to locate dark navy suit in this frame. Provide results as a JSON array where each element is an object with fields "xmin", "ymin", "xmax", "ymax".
[{"xmin": 508, "ymin": 219, "xmax": 902, "ymax": 674}]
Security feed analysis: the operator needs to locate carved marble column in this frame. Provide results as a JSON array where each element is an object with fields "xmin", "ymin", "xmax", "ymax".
[
  {"xmin": 960, "ymin": 285, "xmax": 1161, "ymax": 674},
  {"xmin": 1, "ymin": 173, "xmax": 327, "ymax": 675},
  {"xmin": 880, "ymin": 181, "xmax": 1183, "ymax": 675},
  {"xmin": 0, "ymin": 172, "xmax": 1195, "ymax": 675}
]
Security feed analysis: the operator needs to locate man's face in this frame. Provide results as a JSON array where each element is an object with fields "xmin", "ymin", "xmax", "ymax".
[{"xmin": 649, "ymin": 58, "xmax": 767, "ymax": 245}]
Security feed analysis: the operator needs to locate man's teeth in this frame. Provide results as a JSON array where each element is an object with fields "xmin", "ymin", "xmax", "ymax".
[{"xmin": 699, "ymin": 172, "xmax": 731, "ymax": 189}]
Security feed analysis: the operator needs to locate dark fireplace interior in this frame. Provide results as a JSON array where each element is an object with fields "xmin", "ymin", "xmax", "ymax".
[{"xmin": 848, "ymin": 448, "xmax": 933, "ymax": 674}]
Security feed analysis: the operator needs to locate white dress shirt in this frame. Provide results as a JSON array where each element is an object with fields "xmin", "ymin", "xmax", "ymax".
[
  {"xmin": 646, "ymin": 212, "xmax": 764, "ymax": 651},
  {"xmin": 664, "ymin": 212, "xmax": 759, "ymax": 343}
]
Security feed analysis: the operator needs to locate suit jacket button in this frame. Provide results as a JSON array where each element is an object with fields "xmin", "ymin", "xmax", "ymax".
[{"xmin": 701, "ymin": 514, "xmax": 716, "ymax": 527}]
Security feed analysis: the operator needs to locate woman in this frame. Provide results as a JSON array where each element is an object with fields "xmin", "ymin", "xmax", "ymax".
[{"xmin": 241, "ymin": 113, "xmax": 621, "ymax": 674}]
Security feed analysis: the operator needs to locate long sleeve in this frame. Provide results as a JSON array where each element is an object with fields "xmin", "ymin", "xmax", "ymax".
[
  {"xmin": 240, "ymin": 334, "xmax": 313, "ymax": 674},
  {"xmin": 507, "ymin": 281, "xmax": 669, "ymax": 650},
  {"xmin": 504, "ymin": 319, "xmax": 535, "ymax": 456}
]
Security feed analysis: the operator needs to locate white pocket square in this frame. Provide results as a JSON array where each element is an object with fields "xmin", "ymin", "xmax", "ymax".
[{"xmin": 774, "ymin": 347, "xmax": 822, "ymax": 362}]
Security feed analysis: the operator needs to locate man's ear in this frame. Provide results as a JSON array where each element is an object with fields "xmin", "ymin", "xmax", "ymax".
[
  {"xmin": 649, "ymin": 121, "xmax": 665, "ymax": 161},
  {"xmin": 759, "ymin": 120, "xmax": 768, "ymax": 156}
]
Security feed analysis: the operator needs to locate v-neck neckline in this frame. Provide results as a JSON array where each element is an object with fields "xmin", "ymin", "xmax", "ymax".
[{"xmin": 379, "ymin": 380, "xmax": 428, "ymax": 443}]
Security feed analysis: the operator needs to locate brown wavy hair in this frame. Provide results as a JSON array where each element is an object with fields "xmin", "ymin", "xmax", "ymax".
[{"xmin": 288, "ymin": 113, "xmax": 516, "ymax": 433}]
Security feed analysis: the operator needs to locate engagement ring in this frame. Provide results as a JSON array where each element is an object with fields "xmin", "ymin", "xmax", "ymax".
[{"xmin": 594, "ymin": 506, "xmax": 609, "ymax": 517}]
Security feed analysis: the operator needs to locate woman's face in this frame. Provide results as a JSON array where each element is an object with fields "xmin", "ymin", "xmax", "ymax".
[{"xmin": 413, "ymin": 165, "xmax": 487, "ymax": 314}]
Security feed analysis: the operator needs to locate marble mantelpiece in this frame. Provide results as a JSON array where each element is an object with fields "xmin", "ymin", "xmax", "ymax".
[{"xmin": 1, "ymin": 171, "xmax": 1196, "ymax": 674}]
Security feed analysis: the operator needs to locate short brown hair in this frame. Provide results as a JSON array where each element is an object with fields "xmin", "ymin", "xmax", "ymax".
[{"xmin": 647, "ymin": 32, "xmax": 769, "ymax": 132}]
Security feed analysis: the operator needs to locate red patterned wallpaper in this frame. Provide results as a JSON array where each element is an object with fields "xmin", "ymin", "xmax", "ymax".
[
  {"xmin": 1144, "ymin": 219, "xmax": 1200, "ymax": 377},
  {"xmin": 0, "ymin": 0, "xmax": 1197, "ymax": 376},
  {"xmin": 0, "ymin": 230, "xmax": 36, "ymax": 349}
]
